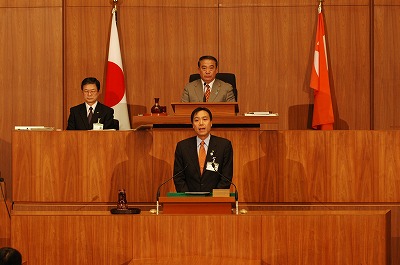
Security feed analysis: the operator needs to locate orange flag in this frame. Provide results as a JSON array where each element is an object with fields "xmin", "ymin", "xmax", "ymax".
[{"xmin": 310, "ymin": 5, "xmax": 334, "ymax": 130}]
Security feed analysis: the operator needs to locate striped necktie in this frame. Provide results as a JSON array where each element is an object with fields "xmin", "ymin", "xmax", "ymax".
[{"xmin": 204, "ymin": 84, "xmax": 211, "ymax": 102}]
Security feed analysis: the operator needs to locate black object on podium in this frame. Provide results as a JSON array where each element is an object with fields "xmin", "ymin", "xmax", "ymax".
[{"xmin": 110, "ymin": 189, "xmax": 141, "ymax": 214}]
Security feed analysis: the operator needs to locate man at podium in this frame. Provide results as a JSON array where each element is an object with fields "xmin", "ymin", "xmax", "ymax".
[
  {"xmin": 181, "ymin": 55, "xmax": 236, "ymax": 102},
  {"xmin": 173, "ymin": 107, "xmax": 233, "ymax": 192}
]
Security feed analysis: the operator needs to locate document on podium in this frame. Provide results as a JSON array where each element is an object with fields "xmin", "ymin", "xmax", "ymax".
[
  {"xmin": 184, "ymin": 191, "xmax": 210, "ymax": 195},
  {"xmin": 14, "ymin": 126, "xmax": 55, "ymax": 131},
  {"xmin": 244, "ymin": 112, "xmax": 279, "ymax": 116}
]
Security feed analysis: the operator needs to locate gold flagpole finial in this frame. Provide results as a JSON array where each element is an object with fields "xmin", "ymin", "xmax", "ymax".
[
  {"xmin": 113, "ymin": 0, "xmax": 118, "ymax": 11},
  {"xmin": 318, "ymin": 0, "xmax": 323, "ymax": 12}
]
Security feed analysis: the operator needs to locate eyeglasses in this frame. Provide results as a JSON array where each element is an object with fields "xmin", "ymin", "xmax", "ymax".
[{"xmin": 83, "ymin": 90, "xmax": 98, "ymax": 95}]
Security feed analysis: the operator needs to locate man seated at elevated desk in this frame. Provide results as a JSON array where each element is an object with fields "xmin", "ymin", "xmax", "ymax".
[
  {"xmin": 173, "ymin": 107, "xmax": 234, "ymax": 192},
  {"xmin": 181, "ymin": 55, "xmax": 236, "ymax": 102},
  {"xmin": 67, "ymin": 77, "xmax": 114, "ymax": 130}
]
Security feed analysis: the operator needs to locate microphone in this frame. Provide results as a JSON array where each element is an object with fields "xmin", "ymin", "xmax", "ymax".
[
  {"xmin": 203, "ymin": 83, "xmax": 207, "ymax": 102},
  {"xmin": 0, "ymin": 172, "xmax": 11, "ymax": 219},
  {"xmin": 156, "ymin": 165, "xmax": 188, "ymax": 215},
  {"xmin": 211, "ymin": 163, "xmax": 239, "ymax": 215}
]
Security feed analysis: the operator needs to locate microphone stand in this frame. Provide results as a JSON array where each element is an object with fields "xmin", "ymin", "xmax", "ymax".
[
  {"xmin": 212, "ymin": 163, "xmax": 239, "ymax": 215},
  {"xmin": 156, "ymin": 165, "xmax": 188, "ymax": 215}
]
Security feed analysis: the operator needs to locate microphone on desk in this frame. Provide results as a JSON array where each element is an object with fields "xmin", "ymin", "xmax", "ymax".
[
  {"xmin": 211, "ymin": 163, "xmax": 239, "ymax": 215},
  {"xmin": 156, "ymin": 164, "xmax": 188, "ymax": 215}
]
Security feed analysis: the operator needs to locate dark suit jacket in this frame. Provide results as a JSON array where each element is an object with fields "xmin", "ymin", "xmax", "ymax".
[
  {"xmin": 66, "ymin": 102, "xmax": 114, "ymax": 130},
  {"xmin": 181, "ymin": 79, "xmax": 236, "ymax": 102},
  {"xmin": 173, "ymin": 135, "xmax": 234, "ymax": 192}
]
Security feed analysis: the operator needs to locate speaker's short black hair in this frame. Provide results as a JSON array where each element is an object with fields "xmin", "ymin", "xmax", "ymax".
[
  {"xmin": 191, "ymin": 107, "xmax": 213, "ymax": 123},
  {"xmin": 0, "ymin": 247, "xmax": 22, "ymax": 265}
]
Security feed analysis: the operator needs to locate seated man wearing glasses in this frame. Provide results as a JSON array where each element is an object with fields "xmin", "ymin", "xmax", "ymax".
[{"xmin": 67, "ymin": 77, "xmax": 115, "ymax": 130}]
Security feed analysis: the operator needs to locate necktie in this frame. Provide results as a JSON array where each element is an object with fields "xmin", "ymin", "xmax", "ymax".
[
  {"xmin": 198, "ymin": 141, "xmax": 206, "ymax": 174},
  {"xmin": 205, "ymin": 84, "xmax": 211, "ymax": 102},
  {"xmin": 88, "ymin": 107, "xmax": 93, "ymax": 123}
]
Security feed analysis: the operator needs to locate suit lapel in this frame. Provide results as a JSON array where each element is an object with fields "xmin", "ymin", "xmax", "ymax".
[
  {"xmin": 209, "ymin": 80, "xmax": 221, "ymax": 102},
  {"xmin": 193, "ymin": 80, "xmax": 204, "ymax": 102},
  {"xmin": 78, "ymin": 103, "xmax": 91, "ymax": 130},
  {"xmin": 189, "ymin": 137, "xmax": 201, "ymax": 174},
  {"xmin": 92, "ymin": 103, "xmax": 102, "ymax": 124}
]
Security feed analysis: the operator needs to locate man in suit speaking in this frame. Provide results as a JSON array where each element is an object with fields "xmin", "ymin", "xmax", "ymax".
[
  {"xmin": 67, "ymin": 77, "xmax": 114, "ymax": 130},
  {"xmin": 173, "ymin": 107, "xmax": 234, "ymax": 192},
  {"xmin": 181, "ymin": 55, "xmax": 236, "ymax": 102}
]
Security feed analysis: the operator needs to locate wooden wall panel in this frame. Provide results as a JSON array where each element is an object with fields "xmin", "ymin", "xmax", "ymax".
[
  {"xmin": 12, "ymin": 130, "xmax": 400, "ymax": 204},
  {"xmin": 326, "ymin": 5, "xmax": 371, "ymax": 129},
  {"xmin": 0, "ymin": 3, "xmax": 63, "ymax": 247},
  {"xmin": 13, "ymin": 131, "xmax": 154, "ymax": 202},
  {"xmin": 262, "ymin": 211, "xmax": 390, "ymax": 264},
  {"xmin": 260, "ymin": 130, "xmax": 400, "ymax": 203},
  {"xmin": 219, "ymin": 1, "xmax": 370, "ymax": 129},
  {"xmin": 219, "ymin": 5, "xmax": 315, "ymax": 128},
  {"xmin": 0, "ymin": 0, "xmax": 61, "ymax": 7},
  {"xmin": 327, "ymin": 131, "xmax": 375, "ymax": 202},
  {"xmin": 278, "ymin": 131, "xmax": 327, "ymax": 202},
  {"xmin": 109, "ymin": 130, "xmax": 155, "ymax": 202},
  {"xmin": 8, "ymin": 7, "xmax": 63, "ymax": 128},
  {"xmin": 374, "ymin": 5, "xmax": 400, "ymax": 129},
  {"xmin": 12, "ymin": 132, "xmax": 43, "ymax": 201},
  {"xmin": 256, "ymin": 131, "xmax": 279, "ymax": 202},
  {"xmin": 0, "ymin": 2, "xmax": 63, "ymax": 246},
  {"xmin": 375, "ymin": 0, "xmax": 400, "ymax": 5},
  {"xmin": 133, "ymin": 215, "xmax": 262, "ymax": 260},
  {"xmin": 228, "ymin": 129, "xmax": 260, "ymax": 201},
  {"xmin": 12, "ymin": 215, "xmax": 133, "ymax": 265},
  {"xmin": 374, "ymin": 131, "xmax": 400, "ymax": 201}
]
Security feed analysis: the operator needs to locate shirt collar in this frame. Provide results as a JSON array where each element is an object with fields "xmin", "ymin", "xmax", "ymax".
[
  {"xmin": 85, "ymin": 102, "xmax": 98, "ymax": 113},
  {"xmin": 197, "ymin": 134, "xmax": 211, "ymax": 147},
  {"xmin": 201, "ymin": 79, "xmax": 216, "ymax": 91}
]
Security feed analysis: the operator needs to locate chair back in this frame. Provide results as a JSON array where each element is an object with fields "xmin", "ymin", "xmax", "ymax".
[
  {"xmin": 188, "ymin": 73, "xmax": 238, "ymax": 102},
  {"xmin": 112, "ymin": 119, "xmax": 119, "ymax": 130}
]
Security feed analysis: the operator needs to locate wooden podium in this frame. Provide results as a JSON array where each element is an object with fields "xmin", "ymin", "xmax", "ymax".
[
  {"xmin": 171, "ymin": 102, "xmax": 238, "ymax": 116},
  {"xmin": 159, "ymin": 195, "xmax": 235, "ymax": 214}
]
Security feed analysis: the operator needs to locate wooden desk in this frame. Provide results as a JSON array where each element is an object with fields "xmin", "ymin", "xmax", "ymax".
[
  {"xmin": 171, "ymin": 102, "xmax": 239, "ymax": 115},
  {"xmin": 131, "ymin": 114, "xmax": 279, "ymax": 130},
  {"xmin": 11, "ymin": 209, "xmax": 390, "ymax": 265}
]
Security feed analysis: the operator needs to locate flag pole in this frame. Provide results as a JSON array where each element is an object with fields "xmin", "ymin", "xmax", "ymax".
[{"xmin": 113, "ymin": 0, "xmax": 118, "ymax": 24}]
